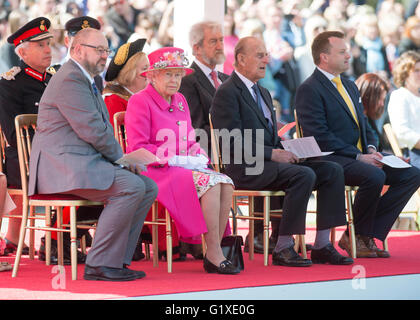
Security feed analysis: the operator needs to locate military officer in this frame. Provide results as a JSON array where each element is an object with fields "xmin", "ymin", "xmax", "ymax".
[
  {"xmin": 0, "ymin": 17, "xmax": 86, "ymax": 264},
  {"xmin": 0, "ymin": 17, "xmax": 54, "ymax": 188}
]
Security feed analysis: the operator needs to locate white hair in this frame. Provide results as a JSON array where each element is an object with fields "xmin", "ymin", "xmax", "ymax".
[
  {"xmin": 189, "ymin": 21, "xmax": 223, "ymax": 54},
  {"xmin": 14, "ymin": 41, "xmax": 30, "ymax": 60}
]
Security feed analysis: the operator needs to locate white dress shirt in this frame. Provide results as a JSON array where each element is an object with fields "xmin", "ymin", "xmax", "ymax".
[{"xmin": 388, "ymin": 87, "xmax": 420, "ymax": 150}]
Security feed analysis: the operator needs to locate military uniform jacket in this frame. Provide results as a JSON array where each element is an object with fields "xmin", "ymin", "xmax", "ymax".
[{"xmin": 0, "ymin": 62, "xmax": 53, "ymax": 187}]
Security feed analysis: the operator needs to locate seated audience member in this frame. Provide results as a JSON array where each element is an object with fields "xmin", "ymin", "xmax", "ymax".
[
  {"xmin": 352, "ymin": 14, "xmax": 391, "ymax": 80},
  {"xmin": 179, "ymin": 21, "xmax": 228, "ymax": 157},
  {"xmin": 0, "ymin": 173, "xmax": 15, "ymax": 272},
  {"xmin": 211, "ymin": 36, "xmax": 353, "ymax": 267},
  {"xmin": 0, "ymin": 17, "xmax": 74, "ymax": 263},
  {"xmin": 178, "ymin": 21, "xmax": 229, "ymax": 259},
  {"xmin": 103, "ymin": 38, "xmax": 147, "ymax": 128},
  {"xmin": 398, "ymin": 16, "xmax": 420, "ymax": 55},
  {"xmin": 28, "ymin": 28, "xmax": 158, "ymax": 282},
  {"xmin": 355, "ymin": 73, "xmax": 390, "ymax": 152},
  {"xmin": 125, "ymin": 47, "xmax": 239, "ymax": 275},
  {"xmin": 388, "ymin": 51, "xmax": 420, "ymax": 168},
  {"xmin": 64, "ymin": 16, "xmax": 105, "ymax": 94},
  {"xmin": 295, "ymin": 31, "xmax": 420, "ymax": 258},
  {"xmin": 104, "ymin": 38, "xmax": 185, "ymax": 261}
]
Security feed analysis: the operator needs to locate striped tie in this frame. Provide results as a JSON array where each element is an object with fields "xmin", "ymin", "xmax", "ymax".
[{"xmin": 331, "ymin": 76, "xmax": 362, "ymax": 151}]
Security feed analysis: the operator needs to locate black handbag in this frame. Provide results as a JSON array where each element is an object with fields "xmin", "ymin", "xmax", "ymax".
[{"xmin": 221, "ymin": 209, "xmax": 244, "ymax": 270}]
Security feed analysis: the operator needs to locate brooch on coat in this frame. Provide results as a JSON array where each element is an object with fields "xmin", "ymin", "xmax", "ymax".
[
  {"xmin": 178, "ymin": 102, "xmax": 185, "ymax": 112},
  {"xmin": 0, "ymin": 66, "xmax": 21, "ymax": 80}
]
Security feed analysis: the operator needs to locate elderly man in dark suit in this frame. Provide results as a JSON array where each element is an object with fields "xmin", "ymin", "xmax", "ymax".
[
  {"xmin": 295, "ymin": 31, "xmax": 420, "ymax": 258},
  {"xmin": 179, "ymin": 21, "xmax": 229, "ymax": 156},
  {"xmin": 28, "ymin": 28, "xmax": 158, "ymax": 281},
  {"xmin": 211, "ymin": 36, "xmax": 352, "ymax": 267}
]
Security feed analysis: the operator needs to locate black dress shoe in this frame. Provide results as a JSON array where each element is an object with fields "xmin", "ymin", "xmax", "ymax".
[
  {"xmin": 203, "ymin": 256, "xmax": 240, "ymax": 274},
  {"xmin": 244, "ymin": 233, "xmax": 276, "ymax": 254},
  {"xmin": 311, "ymin": 243, "xmax": 354, "ymax": 265},
  {"xmin": 38, "ymin": 238, "xmax": 86, "ymax": 265},
  {"xmin": 84, "ymin": 265, "xmax": 138, "ymax": 281},
  {"xmin": 123, "ymin": 264, "xmax": 146, "ymax": 279},
  {"xmin": 272, "ymin": 246, "xmax": 312, "ymax": 267}
]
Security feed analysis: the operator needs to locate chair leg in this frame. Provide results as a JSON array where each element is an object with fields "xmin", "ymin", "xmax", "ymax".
[
  {"xmin": 383, "ymin": 238, "xmax": 389, "ymax": 251},
  {"xmin": 298, "ymin": 235, "xmax": 307, "ymax": 259},
  {"xmin": 45, "ymin": 206, "xmax": 52, "ymax": 266},
  {"xmin": 144, "ymin": 243, "xmax": 150, "ymax": 260},
  {"xmin": 70, "ymin": 206, "xmax": 78, "ymax": 280},
  {"xmin": 345, "ymin": 190, "xmax": 357, "ymax": 259},
  {"xmin": 330, "ymin": 228, "xmax": 336, "ymax": 244},
  {"xmin": 28, "ymin": 204, "xmax": 35, "ymax": 260},
  {"xmin": 248, "ymin": 196, "xmax": 255, "ymax": 261},
  {"xmin": 152, "ymin": 202, "xmax": 159, "ymax": 268},
  {"xmin": 12, "ymin": 199, "xmax": 29, "ymax": 278},
  {"xmin": 56, "ymin": 207, "xmax": 64, "ymax": 266},
  {"xmin": 263, "ymin": 196, "xmax": 270, "ymax": 266},
  {"xmin": 80, "ymin": 235, "xmax": 86, "ymax": 255},
  {"xmin": 165, "ymin": 209, "xmax": 172, "ymax": 273}
]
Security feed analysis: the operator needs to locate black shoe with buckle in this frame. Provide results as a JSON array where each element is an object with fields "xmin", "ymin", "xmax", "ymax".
[{"xmin": 203, "ymin": 256, "xmax": 240, "ymax": 274}]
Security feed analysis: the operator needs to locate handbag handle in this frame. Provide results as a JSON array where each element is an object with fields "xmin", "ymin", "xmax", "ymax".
[{"xmin": 230, "ymin": 207, "xmax": 238, "ymax": 235}]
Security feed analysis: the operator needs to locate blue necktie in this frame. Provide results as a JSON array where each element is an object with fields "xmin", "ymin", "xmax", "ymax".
[
  {"xmin": 92, "ymin": 81, "xmax": 98, "ymax": 96},
  {"xmin": 252, "ymin": 84, "xmax": 273, "ymax": 131}
]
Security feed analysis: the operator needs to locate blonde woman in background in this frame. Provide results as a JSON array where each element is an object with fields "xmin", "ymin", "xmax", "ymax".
[{"xmin": 388, "ymin": 51, "xmax": 420, "ymax": 168}]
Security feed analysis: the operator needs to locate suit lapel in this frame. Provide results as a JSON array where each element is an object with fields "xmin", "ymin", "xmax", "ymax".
[
  {"xmin": 191, "ymin": 62, "xmax": 216, "ymax": 96},
  {"xmin": 315, "ymin": 69, "xmax": 358, "ymax": 126},
  {"xmin": 232, "ymin": 73, "xmax": 273, "ymax": 133}
]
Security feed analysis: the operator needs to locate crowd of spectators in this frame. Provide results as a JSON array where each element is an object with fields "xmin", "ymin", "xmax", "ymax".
[{"xmin": 0, "ymin": 0, "xmax": 419, "ymax": 133}]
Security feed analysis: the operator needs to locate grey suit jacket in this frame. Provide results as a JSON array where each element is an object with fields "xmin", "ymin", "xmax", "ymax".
[{"xmin": 28, "ymin": 59, "xmax": 123, "ymax": 196}]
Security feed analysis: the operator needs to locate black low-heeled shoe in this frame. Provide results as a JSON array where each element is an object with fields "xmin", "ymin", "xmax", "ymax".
[{"xmin": 203, "ymin": 256, "xmax": 240, "ymax": 274}]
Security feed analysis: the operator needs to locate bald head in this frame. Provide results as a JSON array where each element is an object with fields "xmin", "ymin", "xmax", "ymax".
[
  {"xmin": 70, "ymin": 28, "xmax": 104, "ymax": 53},
  {"xmin": 70, "ymin": 28, "xmax": 109, "ymax": 77},
  {"xmin": 234, "ymin": 36, "xmax": 269, "ymax": 83}
]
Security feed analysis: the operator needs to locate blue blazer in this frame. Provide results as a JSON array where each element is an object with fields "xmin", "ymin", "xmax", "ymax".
[{"xmin": 295, "ymin": 68, "xmax": 377, "ymax": 159}]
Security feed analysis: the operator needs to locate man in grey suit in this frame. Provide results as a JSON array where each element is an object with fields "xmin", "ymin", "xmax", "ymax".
[{"xmin": 29, "ymin": 28, "xmax": 158, "ymax": 281}]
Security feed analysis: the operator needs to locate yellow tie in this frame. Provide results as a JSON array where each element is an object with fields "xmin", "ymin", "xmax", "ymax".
[{"xmin": 331, "ymin": 76, "xmax": 362, "ymax": 151}]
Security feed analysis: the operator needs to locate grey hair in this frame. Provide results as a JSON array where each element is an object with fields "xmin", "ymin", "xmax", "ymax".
[
  {"xmin": 14, "ymin": 41, "xmax": 30, "ymax": 60},
  {"xmin": 189, "ymin": 21, "xmax": 222, "ymax": 55}
]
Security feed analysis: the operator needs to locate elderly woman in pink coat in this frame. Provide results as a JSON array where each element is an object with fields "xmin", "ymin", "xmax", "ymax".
[{"xmin": 125, "ymin": 47, "xmax": 239, "ymax": 275}]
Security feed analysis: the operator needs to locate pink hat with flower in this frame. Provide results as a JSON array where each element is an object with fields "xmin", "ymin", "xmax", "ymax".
[{"xmin": 141, "ymin": 47, "xmax": 194, "ymax": 76}]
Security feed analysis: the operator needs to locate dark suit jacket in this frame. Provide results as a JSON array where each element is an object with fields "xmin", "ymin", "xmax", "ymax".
[
  {"xmin": 179, "ymin": 61, "xmax": 229, "ymax": 152},
  {"xmin": 295, "ymin": 68, "xmax": 377, "ymax": 159},
  {"xmin": 210, "ymin": 71, "xmax": 280, "ymax": 189}
]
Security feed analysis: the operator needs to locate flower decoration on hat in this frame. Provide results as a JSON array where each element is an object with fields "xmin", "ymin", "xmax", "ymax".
[{"xmin": 153, "ymin": 50, "xmax": 189, "ymax": 70}]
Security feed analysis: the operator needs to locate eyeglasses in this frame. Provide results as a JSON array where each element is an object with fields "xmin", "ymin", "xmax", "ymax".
[{"xmin": 81, "ymin": 44, "xmax": 113, "ymax": 56}]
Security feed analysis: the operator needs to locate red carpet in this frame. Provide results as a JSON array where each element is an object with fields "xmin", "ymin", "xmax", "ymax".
[{"xmin": 0, "ymin": 227, "xmax": 419, "ymax": 300}]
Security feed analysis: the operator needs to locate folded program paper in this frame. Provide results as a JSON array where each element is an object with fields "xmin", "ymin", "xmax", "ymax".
[{"xmin": 280, "ymin": 136, "xmax": 333, "ymax": 159}]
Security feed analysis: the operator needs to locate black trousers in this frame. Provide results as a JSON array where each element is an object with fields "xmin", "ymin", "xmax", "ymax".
[
  {"xmin": 325, "ymin": 154, "xmax": 420, "ymax": 241},
  {"xmin": 237, "ymin": 159, "xmax": 347, "ymax": 236}
]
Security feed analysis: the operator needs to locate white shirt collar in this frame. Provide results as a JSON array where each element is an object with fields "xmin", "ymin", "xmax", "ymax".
[
  {"xmin": 70, "ymin": 58, "xmax": 94, "ymax": 84},
  {"xmin": 317, "ymin": 66, "xmax": 338, "ymax": 82},
  {"xmin": 194, "ymin": 59, "xmax": 214, "ymax": 77},
  {"xmin": 234, "ymin": 70, "xmax": 256, "ymax": 92}
]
